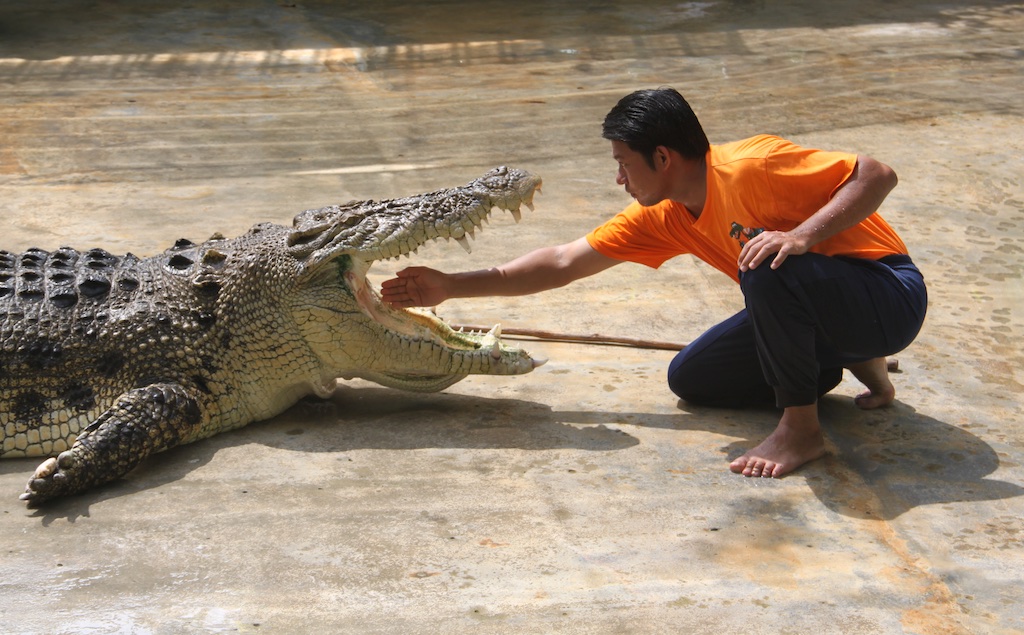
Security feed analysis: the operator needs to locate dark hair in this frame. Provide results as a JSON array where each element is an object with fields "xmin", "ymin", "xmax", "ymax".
[{"xmin": 602, "ymin": 88, "xmax": 710, "ymax": 168}]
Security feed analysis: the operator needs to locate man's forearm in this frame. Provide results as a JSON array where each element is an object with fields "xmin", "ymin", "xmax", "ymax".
[
  {"xmin": 447, "ymin": 239, "xmax": 618, "ymax": 299},
  {"xmin": 447, "ymin": 246, "xmax": 573, "ymax": 298},
  {"xmin": 791, "ymin": 156, "xmax": 898, "ymax": 248}
]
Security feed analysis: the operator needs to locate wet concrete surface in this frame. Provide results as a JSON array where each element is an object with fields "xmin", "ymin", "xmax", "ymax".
[{"xmin": 1, "ymin": 1, "xmax": 1023, "ymax": 633}]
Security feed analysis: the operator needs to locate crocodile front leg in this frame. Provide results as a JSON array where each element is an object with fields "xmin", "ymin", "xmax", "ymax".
[{"xmin": 20, "ymin": 383, "xmax": 204, "ymax": 506}]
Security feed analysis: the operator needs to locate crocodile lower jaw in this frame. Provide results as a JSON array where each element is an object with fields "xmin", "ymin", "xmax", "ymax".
[{"xmin": 343, "ymin": 257, "xmax": 545, "ymax": 385}]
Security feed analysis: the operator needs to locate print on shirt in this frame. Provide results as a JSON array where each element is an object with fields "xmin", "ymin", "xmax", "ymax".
[{"xmin": 729, "ymin": 222, "xmax": 765, "ymax": 248}]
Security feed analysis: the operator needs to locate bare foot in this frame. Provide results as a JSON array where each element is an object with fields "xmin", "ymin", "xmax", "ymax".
[
  {"xmin": 847, "ymin": 357, "xmax": 895, "ymax": 410},
  {"xmin": 729, "ymin": 404, "xmax": 827, "ymax": 478}
]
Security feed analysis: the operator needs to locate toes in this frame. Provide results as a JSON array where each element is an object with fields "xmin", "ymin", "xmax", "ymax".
[
  {"xmin": 32, "ymin": 457, "xmax": 58, "ymax": 480},
  {"xmin": 23, "ymin": 454, "xmax": 74, "ymax": 502},
  {"xmin": 730, "ymin": 456, "xmax": 782, "ymax": 478},
  {"xmin": 730, "ymin": 457, "xmax": 772, "ymax": 478}
]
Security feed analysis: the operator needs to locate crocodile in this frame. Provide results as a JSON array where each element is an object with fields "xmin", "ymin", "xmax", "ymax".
[{"xmin": 1, "ymin": 166, "xmax": 544, "ymax": 505}]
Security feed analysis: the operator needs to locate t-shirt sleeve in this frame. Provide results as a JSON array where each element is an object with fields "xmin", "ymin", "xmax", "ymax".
[
  {"xmin": 758, "ymin": 137, "xmax": 906, "ymax": 258},
  {"xmin": 585, "ymin": 202, "xmax": 689, "ymax": 269},
  {"xmin": 762, "ymin": 139, "xmax": 858, "ymax": 226}
]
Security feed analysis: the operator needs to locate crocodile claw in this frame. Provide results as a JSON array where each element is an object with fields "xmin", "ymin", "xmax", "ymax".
[{"xmin": 20, "ymin": 456, "xmax": 67, "ymax": 505}]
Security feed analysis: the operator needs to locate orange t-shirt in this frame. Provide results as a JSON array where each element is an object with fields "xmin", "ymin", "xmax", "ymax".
[{"xmin": 586, "ymin": 135, "xmax": 908, "ymax": 283}]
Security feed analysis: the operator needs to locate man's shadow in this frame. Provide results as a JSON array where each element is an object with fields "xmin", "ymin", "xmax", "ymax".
[
  {"xmin": 543, "ymin": 391, "xmax": 1022, "ymax": 521},
  {"xmin": 808, "ymin": 396, "xmax": 1022, "ymax": 520},
  {"xmin": 663, "ymin": 394, "xmax": 1022, "ymax": 521}
]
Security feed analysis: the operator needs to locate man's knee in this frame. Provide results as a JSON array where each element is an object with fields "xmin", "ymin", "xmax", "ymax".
[
  {"xmin": 668, "ymin": 351, "xmax": 720, "ymax": 405},
  {"xmin": 668, "ymin": 367, "xmax": 705, "ymax": 404},
  {"xmin": 667, "ymin": 352, "xmax": 774, "ymax": 408}
]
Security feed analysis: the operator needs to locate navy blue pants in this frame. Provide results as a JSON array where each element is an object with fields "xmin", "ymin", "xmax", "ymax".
[{"xmin": 667, "ymin": 253, "xmax": 927, "ymax": 409}]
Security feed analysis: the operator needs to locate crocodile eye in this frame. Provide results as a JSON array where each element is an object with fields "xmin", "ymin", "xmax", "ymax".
[{"xmin": 201, "ymin": 249, "xmax": 227, "ymax": 266}]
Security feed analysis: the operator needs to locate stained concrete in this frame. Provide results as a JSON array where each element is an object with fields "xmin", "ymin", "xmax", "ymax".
[{"xmin": 1, "ymin": 1, "xmax": 1022, "ymax": 633}]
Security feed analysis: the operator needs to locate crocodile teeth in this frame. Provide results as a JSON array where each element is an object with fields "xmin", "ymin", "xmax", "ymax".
[
  {"xmin": 510, "ymin": 208, "xmax": 523, "ymax": 223},
  {"xmin": 480, "ymin": 324, "xmax": 503, "ymax": 360},
  {"xmin": 455, "ymin": 236, "xmax": 472, "ymax": 254}
]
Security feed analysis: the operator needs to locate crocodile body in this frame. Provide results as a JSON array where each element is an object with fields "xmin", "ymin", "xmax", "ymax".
[{"xmin": 1, "ymin": 167, "xmax": 543, "ymax": 504}]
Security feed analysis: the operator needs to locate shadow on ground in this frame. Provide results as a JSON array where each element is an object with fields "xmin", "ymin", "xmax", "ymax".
[
  {"xmin": 7, "ymin": 386, "xmax": 639, "ymax": 522},
  {"xmin": 810, "ymin": 397, "xmax": 1023, "ymax": 520},
  {"xmin": 7, "ymin": 385, "xmax": 1020, "ymax": 525}
]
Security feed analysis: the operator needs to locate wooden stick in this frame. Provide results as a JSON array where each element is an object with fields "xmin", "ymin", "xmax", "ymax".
[
  {"xmin": 451, "ymin": 323, "xmax": 901, "ymax": 372},
  {"xmin": 451, "ymin": 324, "xmax": 686, "ymax": 351}
]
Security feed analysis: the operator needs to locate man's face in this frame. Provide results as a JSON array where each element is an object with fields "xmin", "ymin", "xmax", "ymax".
[{"xmin": 611, "ymin": 140, "xmax": 664, "ymax": 206}]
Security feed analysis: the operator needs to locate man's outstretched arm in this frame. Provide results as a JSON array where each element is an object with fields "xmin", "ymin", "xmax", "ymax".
[{"xmin": 381, "ymin": 236, "xmax": 620, "ymax": 308}]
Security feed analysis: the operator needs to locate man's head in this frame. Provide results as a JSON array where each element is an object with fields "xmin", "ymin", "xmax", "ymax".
[{"xmin": 602, "ymin": 88, "xmax": 710, "ymax": 169}]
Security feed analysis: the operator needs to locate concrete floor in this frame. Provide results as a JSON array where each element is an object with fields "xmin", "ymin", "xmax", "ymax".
[{"xmin": 1, "ymin": 1, "xmax": 1022, "ymax": 633}]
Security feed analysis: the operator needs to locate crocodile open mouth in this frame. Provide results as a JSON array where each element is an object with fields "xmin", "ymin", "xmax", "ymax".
[
  {"xmin": 352, "ymin": 254, "xmax": 542, "ymax": 350},
  {"xmin": 291, "ymin": 166, "xmax": 546, "ymax": 391}
]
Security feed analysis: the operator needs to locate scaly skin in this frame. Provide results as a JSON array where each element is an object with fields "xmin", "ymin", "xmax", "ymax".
[{"xmin": 1, "ymin": 166, "xmax": 544, "ymax": 505}]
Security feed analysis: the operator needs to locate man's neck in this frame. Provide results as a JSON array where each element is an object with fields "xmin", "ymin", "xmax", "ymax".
[{"xmin": 675, "ymin": 159, "xmax": 707, "ymax": 219}]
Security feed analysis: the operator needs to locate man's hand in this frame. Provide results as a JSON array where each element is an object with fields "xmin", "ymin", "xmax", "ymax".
[
  {"xmin": 738, "ymin": 230, "xmax": 810, "ymax": 272},
  {"xmin": 381, "ymin": 266, "xmax": 450, "ymax": 308}
]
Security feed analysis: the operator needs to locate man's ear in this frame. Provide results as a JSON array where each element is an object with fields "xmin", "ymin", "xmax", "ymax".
[{"xmin": 654, "ymin": 145, "xmax": 671, "ymax": 169}]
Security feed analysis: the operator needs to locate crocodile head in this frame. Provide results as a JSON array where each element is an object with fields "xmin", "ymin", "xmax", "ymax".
[{"xmin": 286, "ymin": 166, "xmax": 545, "ymax": 392}]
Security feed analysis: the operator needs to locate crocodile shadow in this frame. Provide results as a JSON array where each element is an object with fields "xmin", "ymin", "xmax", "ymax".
[{"xmin": 11, "ymin": 385, "xmax": 638, "ymax": 522}]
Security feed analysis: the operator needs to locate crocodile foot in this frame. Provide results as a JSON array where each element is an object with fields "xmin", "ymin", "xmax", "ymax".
[{"xmin": 20, "ymin": 452, "xmax": 76, "ymax": 506}]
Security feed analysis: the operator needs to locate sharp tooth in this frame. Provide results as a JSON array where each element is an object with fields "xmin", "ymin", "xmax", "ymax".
[
  {"xmin": 456, "ymin": 236, "xmax": 472, "ymax": 253},
  {"xmin": 532, "ymin": 357, "xmax": 548, "ymax": 368},
  {"xmin": 510, "ymin": 209, "xmax": 522, "ymax": 223},
  {"xmin": 480, "ymin": 323, "xmax": 502, "ymax": 360}
]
